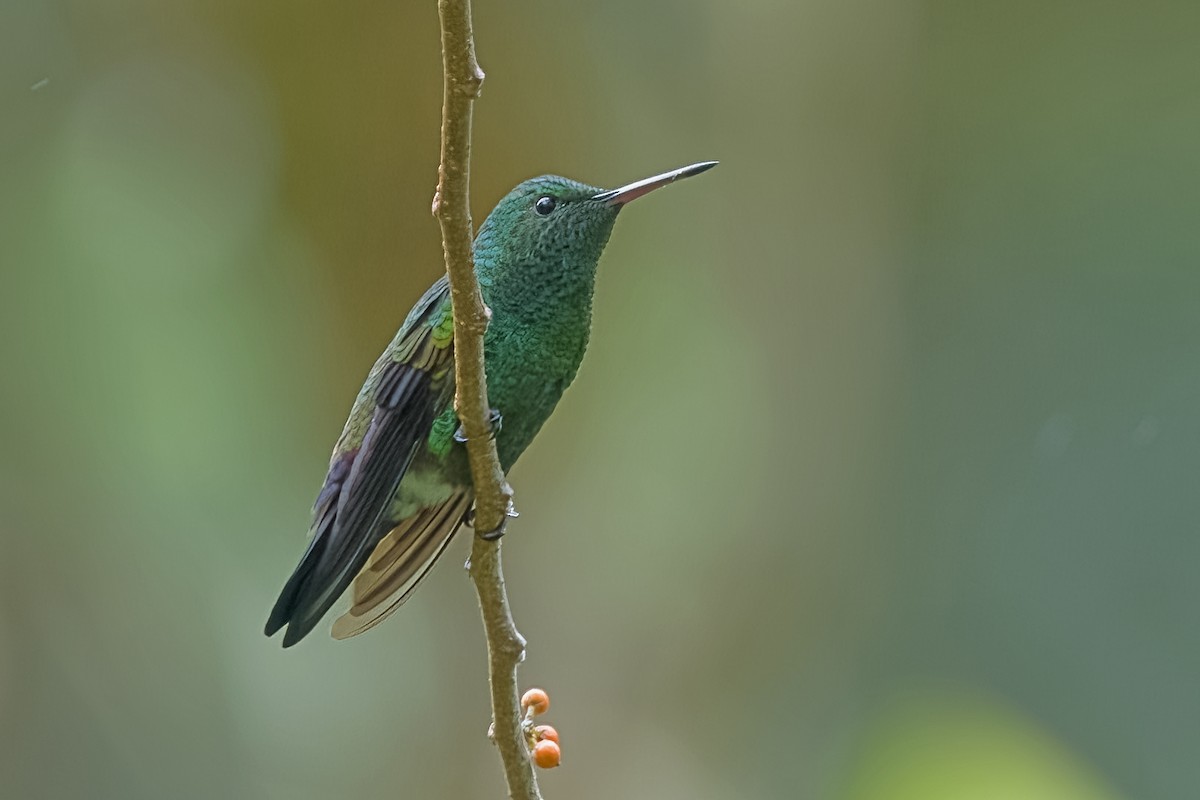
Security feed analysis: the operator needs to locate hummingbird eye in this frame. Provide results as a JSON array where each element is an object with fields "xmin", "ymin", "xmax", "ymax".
[{"xmin": 534, "ymin": 196, "xmax": 557, "ymax": 216}]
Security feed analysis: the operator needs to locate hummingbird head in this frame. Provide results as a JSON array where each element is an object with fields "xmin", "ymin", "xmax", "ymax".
[
  {"xmin": 474, "ymin": 161, "xmax": 717, "ymax": 312},
  {"xmin": 474, "ymin": 176, "xmax": 620, "ymax": 288}
]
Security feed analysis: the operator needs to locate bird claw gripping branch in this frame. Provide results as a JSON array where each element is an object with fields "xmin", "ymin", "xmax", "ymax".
[{"xmin": 454, "ymin": 407, "xmax": 503, "ymax": 443}]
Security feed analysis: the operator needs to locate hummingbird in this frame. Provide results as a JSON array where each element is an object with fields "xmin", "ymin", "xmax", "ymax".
[{"xmin": 266, "ymin": 161, "xmax": 717, "ymax": 647}]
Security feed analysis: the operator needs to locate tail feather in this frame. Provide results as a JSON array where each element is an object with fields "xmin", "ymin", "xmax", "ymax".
[{"xmin": 331, "ymin": 491, "xmax": 472, "ymax": 640}]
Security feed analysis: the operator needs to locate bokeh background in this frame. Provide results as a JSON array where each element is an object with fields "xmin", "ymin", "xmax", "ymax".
[{"xmin": 2, "ymin": 1, "xmax": 1198, "ymax": 798}]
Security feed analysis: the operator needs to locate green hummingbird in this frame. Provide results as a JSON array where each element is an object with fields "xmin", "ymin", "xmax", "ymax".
[{"xmin": 266, "ymin": 161, "xmax": 717, "ymax": 647}]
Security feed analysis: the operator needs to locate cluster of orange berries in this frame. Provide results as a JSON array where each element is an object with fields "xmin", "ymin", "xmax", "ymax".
[{"xmin": 520, "ymin": 688, "xmax": 560, "ymax": 769}]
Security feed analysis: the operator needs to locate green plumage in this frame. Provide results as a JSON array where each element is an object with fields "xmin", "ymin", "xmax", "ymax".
[{"xmin": 266, "ymin": 162, "xmax": 715, "ymax": 647}]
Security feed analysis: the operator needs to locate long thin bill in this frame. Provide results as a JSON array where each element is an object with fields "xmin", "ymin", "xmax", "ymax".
[{"xmin": 592, "ymin": 161, "xmax": 718, "ymax": 206}]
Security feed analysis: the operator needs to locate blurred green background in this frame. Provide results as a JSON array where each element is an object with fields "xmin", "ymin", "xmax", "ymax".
[{"xmin": 2, "ymin": 1, "xmax": 1197, "ymax": 798}]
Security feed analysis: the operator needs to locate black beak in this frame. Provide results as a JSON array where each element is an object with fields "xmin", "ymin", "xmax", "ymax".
[{"xmin": 592, "ymin": 161, "xmax": 719, "ymax": 206}]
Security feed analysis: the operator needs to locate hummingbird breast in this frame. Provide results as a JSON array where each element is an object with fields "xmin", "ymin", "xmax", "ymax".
[{"xmin": 483, "ymin": 302, "xmax": 593, "ymax": 471}]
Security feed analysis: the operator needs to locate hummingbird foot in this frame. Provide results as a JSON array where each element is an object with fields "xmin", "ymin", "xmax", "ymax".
[
  {"xmin": 453, "ymin": 408, "xmax": 503, "ymax": 443},
  {"xmin": 478, "ymin": 517, "xmax": 508, "ymax": 541},
  {"xmin": 464, "ymin": 490, "xmax": 518, "ymax": 540}
]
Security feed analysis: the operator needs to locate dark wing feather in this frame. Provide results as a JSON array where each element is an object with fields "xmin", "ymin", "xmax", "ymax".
[
  {"xmin": 263, "ymin": 452, "xmax": 353, "ymax": 637},
  {"xmin": 266, "ymin": 280, "xmax": 455, "ymax": 647}
]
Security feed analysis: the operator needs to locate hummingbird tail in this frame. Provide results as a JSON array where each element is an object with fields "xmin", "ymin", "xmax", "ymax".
[{"xmin": 330, "ymin": 490, "xmax": 473, "ymax": 640}]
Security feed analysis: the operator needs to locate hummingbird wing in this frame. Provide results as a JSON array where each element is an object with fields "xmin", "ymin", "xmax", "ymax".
[
  {"xmin": 329, "ymin": 488, "xmax": 472, "ymax": 639},
  {"xmin": 265, "ymin": 277, "xmax": 458, "ymax": 647}
]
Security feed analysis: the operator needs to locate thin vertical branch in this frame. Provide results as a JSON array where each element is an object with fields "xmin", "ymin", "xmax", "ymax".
[
  {"xmin": 430, "ymin": 1, "xmax": 542, "ymax": 798},
  {"xmin": 469, "ymin": 536, "xmax": 540, "ymax": 800}
]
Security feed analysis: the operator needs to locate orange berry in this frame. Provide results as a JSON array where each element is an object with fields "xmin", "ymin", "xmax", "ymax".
[
  {"xmin": 534, "ymin": 724, "xmax": 559, "ymax": 744},
  {"xmin": 532, "ymin": 739, "xmax": 561, "ymax": 769},
  {"xmin": 521, "ymin": 688, "xmax": 550, "ymax": 716}
]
